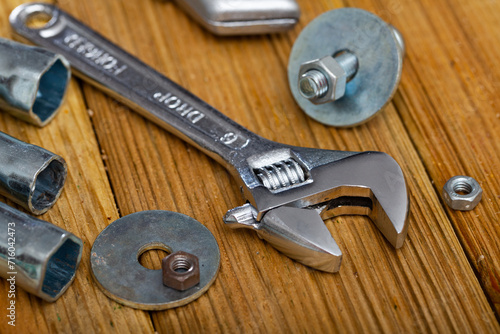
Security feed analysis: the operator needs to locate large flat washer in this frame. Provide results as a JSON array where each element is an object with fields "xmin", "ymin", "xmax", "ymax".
[
  {"xmin": 288, "ymin": 8, "xmax": 404, "ymax": 127},
  {"xmin": 91, "ymin": 211, "xmax": 220, "ymax": 310}
]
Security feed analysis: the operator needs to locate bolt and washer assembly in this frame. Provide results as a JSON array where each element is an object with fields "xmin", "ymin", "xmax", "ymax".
[
  {"xmin": 443, "ymin": 176, "xmax": 482, "ymax": 211},
  {"xmin": 289, "ymin": 8, "xmax": 405, "ymax": 127}
]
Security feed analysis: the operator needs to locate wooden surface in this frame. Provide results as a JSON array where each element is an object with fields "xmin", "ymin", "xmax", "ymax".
[{"xmin": 0, "ymin": 0, "xmax": 499, "ymax": 333}]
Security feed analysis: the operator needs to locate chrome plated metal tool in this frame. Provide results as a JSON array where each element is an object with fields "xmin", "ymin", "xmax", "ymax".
[
  {"xmin": 0, "ymin": 37, "xmax": 70, "ymax": 127},
  {"xmin": 0, "ymin": 131, "xmax": 67, "ymax": 215},
  {"xmin": 11, "ymin": 3, "xmax": 410, "ymax": 272},
  {"xmin": 172, "ymin": 0, "xmax": 300, "ymax": 35},
  {"xmin": 0, "ymin": 201, "xmax": 82, "ymax": 302}
]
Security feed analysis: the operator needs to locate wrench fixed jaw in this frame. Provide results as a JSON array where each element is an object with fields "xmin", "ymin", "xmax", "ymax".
[
  {"xmin": 317, "ymin": 184, "xmax": 410, "ymax": 249},
  {"xmin": 227, "ymin": 148, "xmax": 409, "ymax": 272}
]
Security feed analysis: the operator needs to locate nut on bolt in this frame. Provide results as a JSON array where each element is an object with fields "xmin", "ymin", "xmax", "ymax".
[
  {"xmin": 162, "ymin": 251, "xmax": 200, "ymax": 291},
  {"xmin": 443, "ymin": 176, "xmax": 482, "ymax": 211},
  {"xmin": 288, "ymin": 8, "xmax": 405, "ymax": 127},
  {"xmin": 298, "ymin": 55, "xmax": 352, "ymax": 105}
]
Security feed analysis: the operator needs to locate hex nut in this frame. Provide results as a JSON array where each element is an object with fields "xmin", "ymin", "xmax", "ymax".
[
  {"xmin": 443, "ymin": 176, "xmax": 482, "ymax": 211},
  {"xmin": 162, "ymin": 251, "xmax": 200, "ymax": 291},
  {"xmin": 298, "ymin": 56, "xmax": 347, "ymax": 104}
]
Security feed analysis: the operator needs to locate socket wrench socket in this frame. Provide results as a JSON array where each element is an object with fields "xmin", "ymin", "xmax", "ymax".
[
  {"xmin": 0, "ymin": 201, "xmax": 83, "ymax": 302},
  {"xmin": 0, "ymin": 38, "xmax": 70, "ymax": 127},
  {"xmin": 0, "ymin": 131, "xmax": 67, "ymax": 215}
]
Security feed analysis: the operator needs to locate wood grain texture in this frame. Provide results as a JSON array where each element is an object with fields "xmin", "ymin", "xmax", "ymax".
[
  {"xmin": 384, "ymin": 0, "xmax": 500, "ymax": 314},
  {"xmin": 0, "ymin": 0, "xmax": 498, "ymax": 333}
]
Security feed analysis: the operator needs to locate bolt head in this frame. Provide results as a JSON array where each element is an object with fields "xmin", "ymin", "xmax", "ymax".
[
  {"xmin": 443, "ymin": 176, "xmax": 482, "ymax": 211},
  {"xmin": 162, "ymin": 251, "xmax": 200, "ymax": 291},
  {"xmin": 298, "ymin": 56, "xmax": 347, "ymax": 104}
]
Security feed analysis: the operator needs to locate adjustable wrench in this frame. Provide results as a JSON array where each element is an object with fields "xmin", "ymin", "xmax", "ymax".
[{"xmin": 10, "ymin": 3, "xmax": 409, "ymax": 272}]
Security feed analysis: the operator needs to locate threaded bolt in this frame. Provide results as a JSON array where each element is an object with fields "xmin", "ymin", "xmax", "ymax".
[
  {"xmin": 298, "ymin": 51, "xmax": 359, "ymax": 103},
  {"xmin": 333, "ymin": 51, "xmax": 358, "ymax": 81},
  {"xmin": 299, "ymin": 70, "xmax": 329, "ymax": 100}
]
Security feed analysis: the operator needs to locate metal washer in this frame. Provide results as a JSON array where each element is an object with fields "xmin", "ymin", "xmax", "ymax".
[
  {"xmin": 91, "ymin": 211, "xmax": 220, "ymax": 310},
  {"xmin": 288, "ymin": 8, "xmax": 404, "ymax": 127}
]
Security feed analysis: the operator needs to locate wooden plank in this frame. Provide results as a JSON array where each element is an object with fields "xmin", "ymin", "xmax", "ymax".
[
  {"xmin": 53, "ymin": 0, "xmax": 499, "ymax": 332},
  {"xmin": 365, "ymin": 0, "xmax": 500, "ymax": 313},
  {"xmin": 0, "ymin": 1, "xmax": 154, "ymax": 333}
]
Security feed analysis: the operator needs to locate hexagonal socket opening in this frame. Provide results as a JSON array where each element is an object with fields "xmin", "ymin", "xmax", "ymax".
[
  {"xmin": 33, "ymin": 59, "xmax": 70, "ymax": 124},
  {"xmin": 31, "ymin": 158, "xmax": 67, "ymax": 214},
  {"xmin": 41, "ymin": 237, "xmax": 82, "ymax": 299}
]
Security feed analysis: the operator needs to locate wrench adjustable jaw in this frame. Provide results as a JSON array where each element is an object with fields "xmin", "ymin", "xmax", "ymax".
[{"xmin": 225, "ymin": 146, "xmax": 409, "ymax": 272}]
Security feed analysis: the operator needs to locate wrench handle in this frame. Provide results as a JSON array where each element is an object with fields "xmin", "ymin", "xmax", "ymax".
[{"xmin": 10, "ymin": 3, "xmax": 267, "ymax": 168}]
